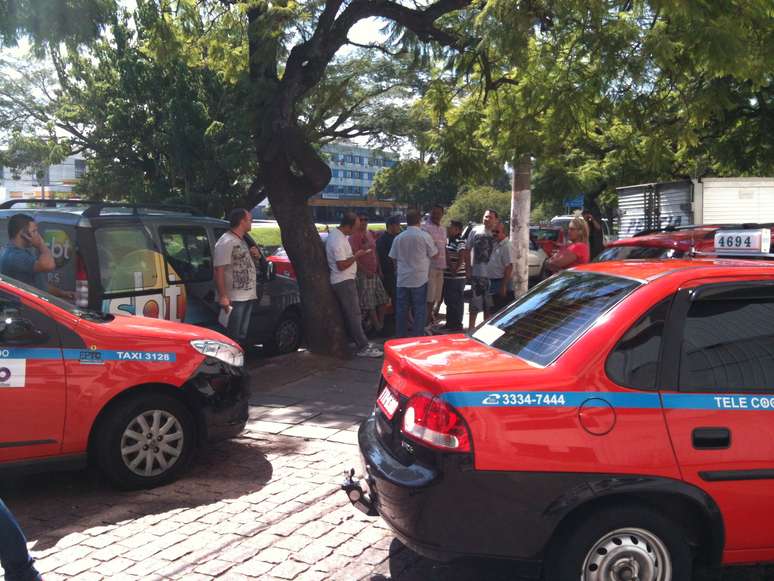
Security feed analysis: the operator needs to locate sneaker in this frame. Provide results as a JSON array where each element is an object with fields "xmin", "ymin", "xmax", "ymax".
[{"xmin": 356, "ymin": 344, "xmax": 383, "ymax": 358}]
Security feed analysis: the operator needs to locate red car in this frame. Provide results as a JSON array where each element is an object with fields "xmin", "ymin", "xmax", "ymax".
[
  {"xmin": 267, "ymin": 232, "xmax": 329, "ymax": 280},
  {"xmin": 597, "ymin": 223, "xmax": 774, "ymax": 261},
  {"xmin": 530, "ymin": 225, "xmax": 565, "ymax": 256},
  {"xmin": 0, "ymin": 276, "xmax": 248, "ymax": 489},
  {"xmin": 346, "ymin": 241, "xmax": 774, "ymax": 579}
]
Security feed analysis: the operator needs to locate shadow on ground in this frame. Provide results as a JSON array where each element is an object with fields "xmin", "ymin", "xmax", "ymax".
[
  {"xmin": 1, "ymin": 435, "xmax": 296, "ymax": 551},
  {"xmin": 373, "ymin": 538, "xmax": 774, "ymax": 581}
]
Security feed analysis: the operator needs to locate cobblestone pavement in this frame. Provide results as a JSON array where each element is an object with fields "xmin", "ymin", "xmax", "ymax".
[{"xmin": 1, "ymin": 349, "xmax": 773, "ymax": 580}]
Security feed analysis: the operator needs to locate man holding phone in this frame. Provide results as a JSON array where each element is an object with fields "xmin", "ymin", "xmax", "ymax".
[{"xmin": 0, "ymin": 214, "xmax": 55, "ymax": 290}]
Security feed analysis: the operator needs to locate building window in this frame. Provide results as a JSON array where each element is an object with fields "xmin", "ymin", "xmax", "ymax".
[{"xmin": 74, "ymin": 158, "xmax": 86, "ymax": 178}]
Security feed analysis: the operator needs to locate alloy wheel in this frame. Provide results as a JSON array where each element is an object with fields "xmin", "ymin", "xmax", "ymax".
[{"xmin": 120, "ymin": 409, "xmax": 184, "ymax": 477}]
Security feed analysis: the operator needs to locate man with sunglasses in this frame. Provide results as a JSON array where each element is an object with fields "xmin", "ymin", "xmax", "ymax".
[{"xmin": 487, "ymin": 225, "xmax": 514, "ymax": 312}]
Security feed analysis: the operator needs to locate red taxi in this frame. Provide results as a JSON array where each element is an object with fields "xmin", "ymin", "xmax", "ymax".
[
  {"xmin": 0, "ymin": 275, "xmax": 248, "ymax": 489},
  {"xmin": 597, "ymin": 223, "xmax": 774, "ymax": 261},
  {"xmin": 346, "ymin": 233, "xmax": 774, "ymax": 580}
]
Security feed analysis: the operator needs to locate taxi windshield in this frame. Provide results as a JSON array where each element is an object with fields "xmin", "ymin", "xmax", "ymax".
[
  {"xmin": 0, "ymin": 275, "xmax": 113, "ymax": 322},
  {"xmin": 474, "ymin": 271, "xmax": 640, "ymax": 365}
]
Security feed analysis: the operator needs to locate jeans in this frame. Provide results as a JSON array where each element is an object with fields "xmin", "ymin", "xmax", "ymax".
[
  {"xmin": 332, "ymin": 279, "xmax": 369, "ymax": 350},
  {"xmin": 226, "ymin": 300, "xmax": 255, "ymax": 344},
  {"xmin": 396, "ymin": 284, "xmax": 427, "ymax": 338},
  {"xmin": 443, "ymin": 278, "xmax": 465, "ymax": 330},
  {"xmin": 0, "ymin": 499, "xmax": 40, "ymax": 581}
]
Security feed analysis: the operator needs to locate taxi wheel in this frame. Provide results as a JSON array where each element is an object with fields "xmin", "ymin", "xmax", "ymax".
[
  {"xmin": 543, "ymin": 506, "xmax": 692, "ymax": 581},
  {"xmin": 265, "ymin": 311, "xmax": 302, "ymax": 355},
  {"xmin": 95, "ymin": 393, "xmax": 196, "ymax": 489}
]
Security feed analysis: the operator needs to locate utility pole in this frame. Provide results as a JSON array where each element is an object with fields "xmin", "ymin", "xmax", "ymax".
[{"xmin": 510, "ymin": 156, "xmax": 532, "ymax": 298}]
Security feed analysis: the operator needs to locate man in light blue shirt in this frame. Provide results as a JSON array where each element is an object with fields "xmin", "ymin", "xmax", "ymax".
[
  {"xmin": 389, "ymin": 209, "xmax": 438, "ymax": 337},
  {"xmin": 0, "ymin": 214, "xmax": 55, "ymax": 290}
]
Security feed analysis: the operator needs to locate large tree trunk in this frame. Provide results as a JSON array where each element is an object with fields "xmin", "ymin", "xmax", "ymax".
[
  {"xmin": 263, "ymin": 134, "xmax": 352, "ymax": 358},
  {"xmin": 509, "ymin": 156, "xmax": 532, "ymax": 298}
]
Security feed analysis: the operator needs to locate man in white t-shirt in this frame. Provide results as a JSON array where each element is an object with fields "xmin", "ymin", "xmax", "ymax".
[
  {"xmin": 421, "ymin": 204, "xmax": 447, "ymax": 329},
  {"xmin": 326, "ymin": 212, "xmax": 383, "ymax": 358},
  {"xmin": 214, "ymin": 208, "xmax": 261, "ymax": 344}
]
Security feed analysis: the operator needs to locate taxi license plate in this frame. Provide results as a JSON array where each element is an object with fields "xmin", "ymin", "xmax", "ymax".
[{"xmin": 377, "ymin": 386, "xmax": 399, "ymax": 420}]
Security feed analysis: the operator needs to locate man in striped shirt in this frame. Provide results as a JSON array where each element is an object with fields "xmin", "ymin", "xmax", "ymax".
[{"xmin": 442, "ymin": 220, "xmax": 466, "ymax": 331}]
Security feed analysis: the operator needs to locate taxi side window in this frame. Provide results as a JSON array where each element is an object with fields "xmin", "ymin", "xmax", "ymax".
[
  {"xmin": 0, "ymin": 294, "xmax": 51, "ymax": 346},
  {"xmin": 606, "ymin": 298, "xmax": 671, "ymax": 390},
  {"xmin": 159, "ymin": 227, "xmax": 213, "ymax": 283},
  {"xmin": 680, "ymin": 298, "xmax": 774, "ymax": 391},
  {"xmin": 96, "ymin": 227, "xmax": 160, "ymax": 293}
]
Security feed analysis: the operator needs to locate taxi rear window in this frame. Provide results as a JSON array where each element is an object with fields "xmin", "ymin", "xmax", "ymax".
[{"xmin": 474, "ymin": 271, "xmax": 640, "ymax": 365}]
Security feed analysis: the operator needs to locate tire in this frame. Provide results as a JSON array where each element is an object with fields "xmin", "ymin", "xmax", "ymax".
[
  {"xmin": 95, "ymin": 393, "xmax": 196, "ymax": 490},
  {"xmin": 265, "ymin": 310, "xmax": 302, "ymax": 354},
  {"xmin": 543, "ymin": 506, "xmax": 692, "ymax": 581}
]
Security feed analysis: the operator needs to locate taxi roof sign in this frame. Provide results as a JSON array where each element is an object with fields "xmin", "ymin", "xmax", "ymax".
[{"xmin": 714, "ymin": 228, "xmax": 771, "ymax": 255}]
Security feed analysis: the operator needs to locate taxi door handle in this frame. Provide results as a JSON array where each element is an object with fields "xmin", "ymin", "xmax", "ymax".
[{"xmin": 692, "ymin": 427, "xmax": 731, "ymax": 450}]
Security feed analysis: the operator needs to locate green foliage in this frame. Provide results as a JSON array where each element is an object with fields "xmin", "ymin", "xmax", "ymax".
[
  {"xmin": 446, "ymin": 186, "xmax": 511, "ymax": 225},
  {"xmin": 51, "ymin": 3, "xmax": 258, "ymax": 216},
  {"xmin": 0, "ymin": 0, "xmax": 116, "ymax": 49},
  {"xmin": 406, "ymin": 1, "xmax": 774, "ymax": 217},
  {"xmin": 369, "ymin": 159, "xmax": 461, "ymax": 210}
]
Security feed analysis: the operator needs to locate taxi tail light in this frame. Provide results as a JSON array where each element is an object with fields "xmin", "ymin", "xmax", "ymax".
[
  {"xmin": 401, "ymin": 393, "xmax": 471, "ymax": 452},
  {"xmin": 75, "ymin": 254, "xmax": 89, "ymax": 308}
]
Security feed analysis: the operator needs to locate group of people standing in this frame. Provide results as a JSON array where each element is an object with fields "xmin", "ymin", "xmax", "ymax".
[{"xmin": 324, "ymin": 206, "xmax": 605, "ymax": 354}]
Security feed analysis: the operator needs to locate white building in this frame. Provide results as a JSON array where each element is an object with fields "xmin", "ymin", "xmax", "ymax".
[
  {"xmin": 310, "ymin": 142, "xmax": 403, "ymax": 222},
  {"xmin": 0, "ymin": 155, "xmax": 86, "ymax": 202}
]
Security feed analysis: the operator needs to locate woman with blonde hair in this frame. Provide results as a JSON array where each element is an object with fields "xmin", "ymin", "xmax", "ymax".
[{"xmin": 547, "ymin": 216, "xmax": 590, "ymax": 272}]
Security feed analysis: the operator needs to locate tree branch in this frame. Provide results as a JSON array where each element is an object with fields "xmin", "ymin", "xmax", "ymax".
[{"xmin": 346, "ymin": 41, "xmax": 405, "ymax": 57}]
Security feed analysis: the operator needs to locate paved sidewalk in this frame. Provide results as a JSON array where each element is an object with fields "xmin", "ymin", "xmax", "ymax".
[{"xmin": 1, "ymin": 348, "xmax": 772, "ymax": 580}]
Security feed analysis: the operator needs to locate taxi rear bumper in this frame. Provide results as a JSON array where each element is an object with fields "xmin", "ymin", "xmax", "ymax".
[{"xmin": 354, "ymin": 415, "xmax": 547, "ymax": 578}]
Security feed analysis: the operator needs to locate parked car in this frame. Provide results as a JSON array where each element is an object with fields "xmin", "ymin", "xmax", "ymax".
[
  {"xmin": 0, "ymin": 200, "xmax": 303, "ymax": 354},
  {"xmin": 527, "ymin": 238, "xmax": 548, "ymax": 280},
  {"xmin": 529, "ymin": 225, "xmax": 565, "ymax": 256},
  {"xmin": 346, "ymin": 243, "xmax": 774, "ymax": 580},
  {"xmin": 551, "ymin": 214, "xmax": 615, "ymax": 243},
  {"xmin": 0, "ymin": 275, "xmax": 247, "ymax": 488},
  {"xmin": 597, "ymin": 223, "xmax": 774, "ymax": 262},
  {"xmin": 267, "ymin": 231, "xmax": 329, "ymax": 280}
]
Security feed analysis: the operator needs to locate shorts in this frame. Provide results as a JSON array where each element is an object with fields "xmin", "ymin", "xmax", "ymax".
[
  {"xmin": 356, "ymin": 271, "xmax": 390, "ymax": 310},
  {"xmin": 427, "ymin": 268, "xmax": 444, "ymax": 304},
  {"xmin": 470, "ymin": 276, "xmax": 493, "ymax": 312}
]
